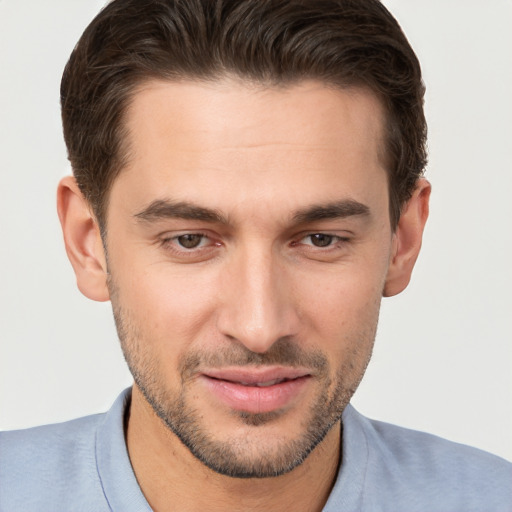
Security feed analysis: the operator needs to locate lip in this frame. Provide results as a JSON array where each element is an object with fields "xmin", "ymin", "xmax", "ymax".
[{"xmin": 199, "ymin": 367, "xmax": 312, "ymax": 414}]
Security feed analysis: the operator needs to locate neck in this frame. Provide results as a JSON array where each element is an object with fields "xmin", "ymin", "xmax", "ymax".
[{"xmin": 126, "ymin": 386, "xmax": 341, "ymax": 512}]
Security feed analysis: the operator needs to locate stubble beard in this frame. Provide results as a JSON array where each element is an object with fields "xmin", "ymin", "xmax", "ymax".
[{"xmin": 109, "ymin": 286, "xmax": 376, "ymax": 479}]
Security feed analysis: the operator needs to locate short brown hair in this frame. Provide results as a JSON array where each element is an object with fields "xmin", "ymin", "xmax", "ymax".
[{"xmin": 61, "ymin": 0, "xmax": 427, "ymax": 230}]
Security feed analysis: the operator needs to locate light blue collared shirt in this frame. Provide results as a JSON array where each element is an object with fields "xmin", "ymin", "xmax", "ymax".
[{"xmin": 1, "ymin": 388, "xmax": 511, "ymax": 511}]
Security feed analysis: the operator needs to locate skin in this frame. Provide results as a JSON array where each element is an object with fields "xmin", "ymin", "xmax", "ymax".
[{"xmin": 57, "ymin": 79, "xmax": 430, "ymax": 512}]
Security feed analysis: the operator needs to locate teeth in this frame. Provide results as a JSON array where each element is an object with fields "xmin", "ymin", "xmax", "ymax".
[
  {"xmin": 256, "ymin": 379, "xmax": 281, "ymax": 387},
  {"xmin": 239, "ymin": 379, "xmax": 285, "ymax": 387}
]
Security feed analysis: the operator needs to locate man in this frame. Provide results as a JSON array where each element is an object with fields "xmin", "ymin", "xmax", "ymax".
[{"xmin": 0, "ymin": 0, "xmax": 510, "ymax": 511}]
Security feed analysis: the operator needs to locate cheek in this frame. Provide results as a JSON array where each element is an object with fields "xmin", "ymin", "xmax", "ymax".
[
  {"xmin": 113, "ymin": 260, "xmax": 219, "ymax": 346},
  {"xmin": 298, "ymin": 255, "xmax": 385, "ymax": 317},
  {"xmin": 293, "ymin": 258, "xmax": 386, "ymax": 355},
  {"xmin": 306, "ymin": 281, "xmax": 381, "ymax": 339}
]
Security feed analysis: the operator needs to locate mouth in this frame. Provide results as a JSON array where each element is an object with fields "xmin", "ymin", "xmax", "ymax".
[
  {"xmin": 234, "ymin": 378, "xmax": 292, "ymax": 387},
  {"xmin": 199, "ymin": 367, "xmax": 312, "ymax": 414}
]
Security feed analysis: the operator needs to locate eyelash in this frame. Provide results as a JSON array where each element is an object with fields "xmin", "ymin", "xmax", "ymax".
[
  {"xmin": 159, "ymin": 232, "xmax": 350, "ymax": 256},
  {"xmin": 160, "ymin": 232, "xmax": 218, "ymax": 253},
  {"xmin": 293, "ymin": 233, "xmax": 350, "ymax": 249}
]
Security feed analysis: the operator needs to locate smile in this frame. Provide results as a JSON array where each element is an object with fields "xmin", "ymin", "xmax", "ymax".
[
  {"xmin": 237, "ymin": 378, "xmax": 289, "ymax": 387},
  {"xmin": 199, "ymin": 368, "xmax": 312, "ymax": 414}
]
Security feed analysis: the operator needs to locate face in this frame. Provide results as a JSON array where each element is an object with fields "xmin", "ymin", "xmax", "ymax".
[{"xmin": 105, "ymin": 79, "xmax": 394, "ymax": 478}]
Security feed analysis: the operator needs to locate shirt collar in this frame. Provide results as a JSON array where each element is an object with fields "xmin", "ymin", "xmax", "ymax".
[
  {"xmin": 95, "ymin": 388, "xmax": 152, "ymax": 512},
  {"xmin": 94, "ymin": 388, "xmax": 367, "ymax": 511},
  {"xmin": 322, "ymin": 404, "xmax": 368, "ymax": 511}
]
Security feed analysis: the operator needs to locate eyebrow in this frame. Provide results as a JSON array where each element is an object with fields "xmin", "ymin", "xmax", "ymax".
[
  {"xmin": 134, "ymin": 198, "xmax": 370, "ymax": 225},
  {"xmin": 292, "ymin": 199, "xmax": 370, "ymax": 224},
  {"xmin": 134, "ymin": 200, "xmax": 228, "ymax": 224}
]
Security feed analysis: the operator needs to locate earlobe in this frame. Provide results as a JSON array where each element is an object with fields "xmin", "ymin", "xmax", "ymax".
[
  {"xmin": 57, "ymin": 176, "xmax": 110, "ymax": 302},
  {"xmin": 383, "ymin": 178, "xmax": 431, "ymax": 297}
]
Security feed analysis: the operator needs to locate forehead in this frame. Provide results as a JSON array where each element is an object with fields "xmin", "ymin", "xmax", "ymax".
[
  {"xmin": 125, "ymin": 78, "xmax": 385, "ymax": 155},
  {"xmin": 112, "ymin": 78, "xmax": 388, "ymax": 222}
]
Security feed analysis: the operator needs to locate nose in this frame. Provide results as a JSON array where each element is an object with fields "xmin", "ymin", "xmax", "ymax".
[{"xmin": 216, "ymin": 243, "xmax": 299, "ymax": 353}]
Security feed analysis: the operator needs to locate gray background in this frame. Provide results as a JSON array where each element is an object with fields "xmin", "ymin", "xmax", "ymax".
[{"xmin": 1, "ymin": 1, "xmax": 511, "ymax": 461}]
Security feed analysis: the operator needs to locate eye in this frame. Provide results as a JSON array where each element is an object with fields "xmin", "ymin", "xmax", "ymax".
[
  {"xmin": 297, "ymin": 233, "xmax": 346, "ymax": 248},
  {"xmin": 175, "ymin": 233, "xmax": 206, "ymax": 249},
  {"xmin": 158, "ymin": 231, "xmax": 222, "ymax": 262},
  {"xmin": 305, "ymin": 233, "xmax": 335, "ymax": 247},
  {"xmin": 289, "ymin": 232, "xmax": 351, "ymax": 261},
  {"xmin": 160, "ymin": 232, "xmax": 216, "ymax": 253}
]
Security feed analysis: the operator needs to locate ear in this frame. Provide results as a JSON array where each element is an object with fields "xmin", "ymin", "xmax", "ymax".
[
  {"xmin": 57, "ymin": 176, "xmax": 110, "ymax": 302},
  {"xmin": 383, "ymin": 178, "xmax": 431, "ymax": 297}
]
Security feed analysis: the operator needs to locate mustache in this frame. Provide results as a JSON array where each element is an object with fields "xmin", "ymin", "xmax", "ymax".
[{"xmin": 179, "ymin": 337, "xmax": 329, "ymax": 382}]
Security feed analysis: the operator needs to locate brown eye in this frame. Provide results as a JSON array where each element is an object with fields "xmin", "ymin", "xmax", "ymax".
[
  {"xmin": 177, "ymin": 234, "xmax": 204, "ymax": 249},
  {"xmin": 309, "ymin": 234, "xmax": 333, "ymax": 247}
]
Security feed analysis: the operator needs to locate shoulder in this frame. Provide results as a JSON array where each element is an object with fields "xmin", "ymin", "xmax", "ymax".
[
  {"xmin": 0, "ymin": 414, "xmax": 109, "ymax": 511},
  {"xmin": 365, "ymin": 411, "xmax": 511, "ymax": 478},
  {"xmin": 338, "ymin": 406, "xmax": 512, "ymax": 512}
]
